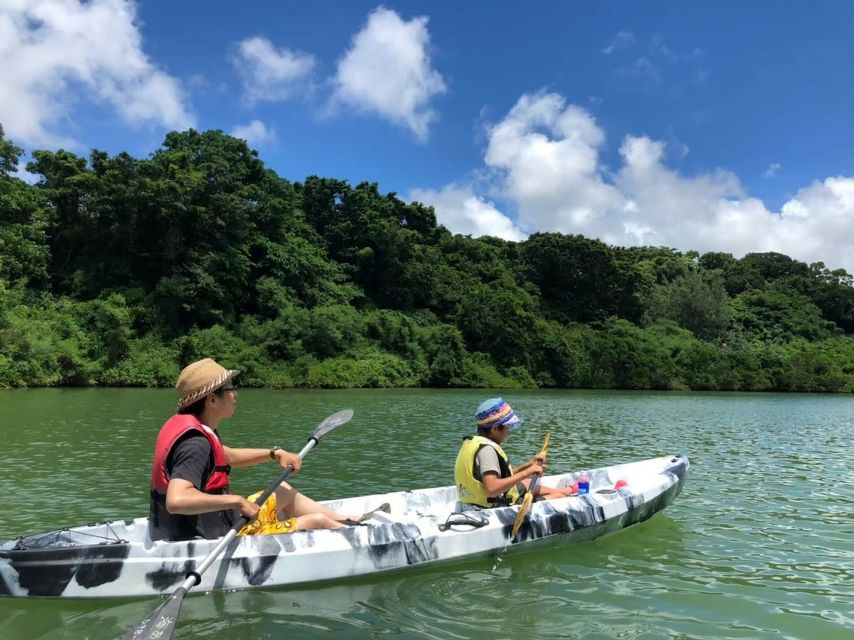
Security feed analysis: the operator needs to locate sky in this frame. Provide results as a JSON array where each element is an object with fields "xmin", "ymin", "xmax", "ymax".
[{"xmin": 2, "ymin": 0, "xmax": 853, "ymax": 273}]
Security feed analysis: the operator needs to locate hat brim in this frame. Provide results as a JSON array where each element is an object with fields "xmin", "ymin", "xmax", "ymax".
[
  {"xmin": 484, "ymin": 412, "xmax": 523, "ymax": 430},
  {"xmin": 504, "ymin": 414, "xmax": 524, "ymax": 429}
]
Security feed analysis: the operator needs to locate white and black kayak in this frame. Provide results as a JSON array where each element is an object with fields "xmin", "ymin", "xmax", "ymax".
[{"xmin": 0, "ymin": 454, "xmax": 688, "ymax": 599}]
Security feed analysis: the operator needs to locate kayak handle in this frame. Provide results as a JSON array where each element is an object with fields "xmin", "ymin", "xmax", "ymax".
[{"xmin": 438, "ymin": 512, "xmax": 489, "ymax": 532}]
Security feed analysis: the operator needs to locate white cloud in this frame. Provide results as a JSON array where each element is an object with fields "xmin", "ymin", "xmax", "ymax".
[
  {"xmin": 413, "ymin": 91, "xmax": 854, "ymax": 274},
  {"xmin": 331, "ymin": 7, "xmax": 446, "ymax": 141},
  {"xmin": 409, "ymin": 184, "xmax": 525, "ymax": 241},
  {"xmin": 602, "ymin": 31, "xmax": 635, "ymax": 55},
  {"xmin": 231, "ymin": 36, "xmax": 315, "ymax": 104},
  {"xmin": 763, "ymin": 162, "xmax": 782, "ymax": 178},
  {"xmin": 483, "ymin": 93, "xmax": 623, "ymax": 239},
  {"xmin": 11, "ymin": 164, "xmax": 40, "ymax": 185},
  {"xmin": 0, "ymin": 0, "xmax": 194, "ymax": 147},
  {"xmin": 230, "ymin": 119, "xmax": 275, "ymax": 146}
]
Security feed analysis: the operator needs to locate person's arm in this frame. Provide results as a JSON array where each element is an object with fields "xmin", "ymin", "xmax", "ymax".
[
  {"xmin": 512, "ymin": 459, "xmax": 532, "ymax": 474},
  {"xmin": 165, "ymin": 478, "xmax": 258, "ymax": 519},
  {"xmin": 481, "ymin": 465, "xmax": 543, "ymax": 497},
  {"xmin": 512, "ymin": 454, "xmax": 547, "ymax": 475},
  {"xmin": 165, "ymin": 436, "xmax": 259, "ymax": 519},
  {"xmin": 477, "ymin": 447, "xmax": 543, "ymax": 498},
  {"xmin": 223, "ymin": 445, "xmax": 301, "ymax": 473}
]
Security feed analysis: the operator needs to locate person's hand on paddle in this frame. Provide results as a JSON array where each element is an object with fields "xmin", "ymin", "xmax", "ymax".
[
  {"xmin": 524, "ymin": 461, "xmax": 546, "ymax": 478},
  {"xmin": 235, "ymin": 496, "xmax": 260, "ymax": 521},
  {"xmin": 526, "ymin": 455, "xmax": 547, "ymax": 470},
  {"xmin": 273, "ymin": 448, "xmax": 302, "ymax": 474}
]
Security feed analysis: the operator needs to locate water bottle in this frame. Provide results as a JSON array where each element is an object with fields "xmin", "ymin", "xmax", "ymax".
[{"xmin": 577, "ymin": 476, "xmax": 590, "ymax": 495}]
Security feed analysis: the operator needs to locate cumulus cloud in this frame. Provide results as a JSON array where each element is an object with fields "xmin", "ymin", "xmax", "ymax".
[
  {"xmin": 484, "ymin": 93, "xmax": 623, "ymax": 238},
  {"xmin": 409, "ymin": 184, "xmax": 525, "ymax": 241},
  {"xmin": 331, "ymin": 7, "xmax": 446, "ymax": 141},
  {"xmin": 229, "ymin": 119, "xmax": 275, "ymax": 146},
  {"xmin": 231, "ymin": 36, "xmax": 315, "ymax": 104},
  {"xmin": 414, "ymin": 91, "xmax": 854, "ymax": 273},
  {"xmin": 0, "ymin": 0, "xmax": 194, "ymax": 147}
]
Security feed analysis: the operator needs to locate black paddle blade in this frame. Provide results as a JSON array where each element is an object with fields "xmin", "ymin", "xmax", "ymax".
[
  {"xmin": 121, "ymin": 586, "xmax": 187, "ymax": 640},
  {"xmin": 313, "ymin": 408, "xmax": 353, "ymax": 440}
]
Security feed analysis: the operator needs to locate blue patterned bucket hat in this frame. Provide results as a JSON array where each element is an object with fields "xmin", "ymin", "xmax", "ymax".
[{"xmin": 475, "ymin": 397, "xmax": 523, "ymax": 430}]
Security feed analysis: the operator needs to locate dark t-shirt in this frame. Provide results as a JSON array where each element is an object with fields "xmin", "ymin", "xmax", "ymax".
[
  {"xmin": 165, "ymin": 431, "xmax": 236, "ymax": 538},
  {"xmin": 168, "ymin": 432, "xmax": 217, "ymax": 488}
]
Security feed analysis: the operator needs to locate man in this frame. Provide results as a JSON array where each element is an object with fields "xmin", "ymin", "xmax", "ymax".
[
  {"xmin": 149, "ymin": 358, "xmax": 365, "ymax": 540},
  {"xmin": 454, "ymin": 397, "xmax": 573, "ymax": 509}
]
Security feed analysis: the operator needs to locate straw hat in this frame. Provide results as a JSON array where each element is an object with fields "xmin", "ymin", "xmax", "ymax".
[{"xmin": 175, "ymin": 358, "xmax": 239, "ymax": 410}]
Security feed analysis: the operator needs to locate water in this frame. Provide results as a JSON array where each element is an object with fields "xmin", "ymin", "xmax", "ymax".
[{"xmin": 0, "ymin": 388, "xmax": 852, "ymax": 639}]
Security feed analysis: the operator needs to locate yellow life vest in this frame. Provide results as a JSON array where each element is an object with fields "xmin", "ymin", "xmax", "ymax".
[{"xmin": 454, "ymin": 435, "xmax": 521, "ymax": 508}]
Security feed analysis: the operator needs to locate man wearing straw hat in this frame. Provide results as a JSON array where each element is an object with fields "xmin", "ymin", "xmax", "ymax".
[{"xmin": 148, "ymin": 358, "xmax": 369, "ymax": 541}]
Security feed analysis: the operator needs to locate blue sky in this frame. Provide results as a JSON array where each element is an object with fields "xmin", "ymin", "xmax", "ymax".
[{"xmin": 2, "ymin": 1, "xmax": 853, "ymax": 272}]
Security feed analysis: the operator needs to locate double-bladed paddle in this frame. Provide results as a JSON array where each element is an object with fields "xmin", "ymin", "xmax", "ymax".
[
  {"xmin": 122, "ymin": 408, "xmax": 354, "ymax": 640},
  {"xmin": 510, "ymin": 431, "xmax": 550, "ymax": 540}
]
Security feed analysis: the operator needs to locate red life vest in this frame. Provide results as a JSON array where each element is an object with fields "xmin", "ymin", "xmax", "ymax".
[{"xmin": 150, "ymin": 414, "xmax": 231, "ymax": 493}]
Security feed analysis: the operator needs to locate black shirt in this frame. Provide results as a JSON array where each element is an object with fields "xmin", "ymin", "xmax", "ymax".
[
  {"xmin": 151, "ymin": 430, "xmax": 236, "ymax": 540},
  {"xmin": 168, "ymin": 432, "xmax": 218, "ymax": 488}
]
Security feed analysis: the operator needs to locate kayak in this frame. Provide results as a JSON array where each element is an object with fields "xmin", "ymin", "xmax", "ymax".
[{"xmin": 0, "ymin": 454, "xmax": 688, "ymax": 599}]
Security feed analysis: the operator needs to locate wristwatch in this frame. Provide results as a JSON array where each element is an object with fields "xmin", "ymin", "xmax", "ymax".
[{"xmin": 269, "ymin": 446, "xmax": 281, "ymax": 460}]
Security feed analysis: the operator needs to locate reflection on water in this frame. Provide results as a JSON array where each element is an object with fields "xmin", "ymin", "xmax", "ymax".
[{"xmin": 0, "ymin": 389, "xmax": 852, "ymax": 639}]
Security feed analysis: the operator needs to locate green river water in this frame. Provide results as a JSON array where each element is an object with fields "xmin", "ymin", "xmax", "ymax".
[{"xmin": 0, "ymin": 388, "xmax": 851, "ymax": 639}]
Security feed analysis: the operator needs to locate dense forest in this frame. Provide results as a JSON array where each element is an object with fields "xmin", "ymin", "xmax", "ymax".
[{"xmin": 1, "ymin": 125, "xmax": 852, "ymax": 392}]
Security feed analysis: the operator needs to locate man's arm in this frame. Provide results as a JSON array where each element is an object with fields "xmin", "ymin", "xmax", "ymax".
[
  {"xmin": 165, "ymin": 479, "xmax": 257, "ymax": 518},
  {"xmin": 165, "ymin": 435, "xmax": 259, "ymax": 519},
  {"xmin": 223, "ymin": 445, "xmax": 301, "ymax": 472}
]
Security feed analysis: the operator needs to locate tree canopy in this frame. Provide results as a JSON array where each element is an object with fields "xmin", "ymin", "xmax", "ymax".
[{"xmin": 1, "ymin": 125, "xmax": 852, "ymax": 391}]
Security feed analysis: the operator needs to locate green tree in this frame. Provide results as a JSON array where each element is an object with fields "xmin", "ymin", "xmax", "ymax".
[
  {"xmin": 730, "ymin": 286, "xmax": 838, "ymax": 342},
  {"xmin": 455, "ymin": 278, "xmax": 538, "ymax": 370},
  {"xmin": 653, "ymin": 270, "xmax": 730, "ymax": 340},
  {"xmin": 522, "ymin": 233, "xmax": 643, "ymax": 323}
]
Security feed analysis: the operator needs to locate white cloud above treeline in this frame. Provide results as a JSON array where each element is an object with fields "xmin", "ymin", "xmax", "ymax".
[
  {"xmin": 231, "ymin": 36, "xmax": 315, "ymax": 104},
  {"xmin": 331, "ymin": 7, "xmax": 446, "ymax": 141},
  {"xmin": 229, "ymin": 119, "xmax": 275, "ymax": 146},
  {"xmin": 0, "ymin": 0, "xmax": 194, "ymax": 147},
  {"xmin": 413, "ymin": 91, "xmax": 854, "ymax": 274},
  {"xmin": 409, "ymin": 184, "xmax": 526, "ymax": 242}
]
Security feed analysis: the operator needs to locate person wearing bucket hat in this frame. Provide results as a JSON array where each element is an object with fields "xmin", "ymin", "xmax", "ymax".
[
  {"xmin": 453, "ymin": 398, "xmax": 574, "ymax": 509},
  {"xmin": 148, "ymin": 358, "xmax": 369, "ymax": 541}
]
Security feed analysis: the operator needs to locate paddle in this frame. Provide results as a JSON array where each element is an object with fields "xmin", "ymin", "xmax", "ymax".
[
  {"xmin": 122, "ymin": 408, "xmax": 354, "ymax": 640},
  {"xmin": 510, "ymin": 432, "xmax": 550, "ymax": 540}
]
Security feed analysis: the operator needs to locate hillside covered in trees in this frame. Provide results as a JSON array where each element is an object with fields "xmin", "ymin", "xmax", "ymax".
[{"xmin": 1, "ymin": 125, "xmax": 853, "ymax": 392}]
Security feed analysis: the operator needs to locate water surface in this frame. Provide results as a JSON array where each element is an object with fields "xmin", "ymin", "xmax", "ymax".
[{"xmin": 0, "ymin": 389, "xmax": 851, "ymax": 639}]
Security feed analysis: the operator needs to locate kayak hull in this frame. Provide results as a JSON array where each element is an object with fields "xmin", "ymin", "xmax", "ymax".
[{"xmin": 0, "ymin": 454, "xmax": 688, "ymax": 599}]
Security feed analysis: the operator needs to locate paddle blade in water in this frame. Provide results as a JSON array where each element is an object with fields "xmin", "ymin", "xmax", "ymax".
[
  {"xmin": 313, "ymin": 408, "xmax": 353, "ymax": 440},
  {"xmin": 122, "ymin": 586, "xmax": 187, "ymax": 640},
  {"xmin": 511, "ymin": 491, "xmax": 534, "ymax": 539}
]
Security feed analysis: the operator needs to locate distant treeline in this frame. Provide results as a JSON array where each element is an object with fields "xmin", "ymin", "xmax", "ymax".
[{"xmin": 1, "ymin": 125, "xmax": 853, "ymax": 391}]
